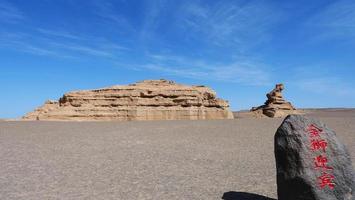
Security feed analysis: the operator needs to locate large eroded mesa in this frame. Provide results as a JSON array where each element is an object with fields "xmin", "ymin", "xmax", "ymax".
[{"xmin": 23, "ymin": 80, "xmax": 234, "ymax": 121}]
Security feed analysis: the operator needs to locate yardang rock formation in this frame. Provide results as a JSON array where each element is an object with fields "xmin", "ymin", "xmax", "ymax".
[
  {"xmin": 251, "ymin": 83, "xmax": 298, "ymax": 118},
  {"xmin": 23, "ymin": 79, "xmax": 234, "ymax": 121}
]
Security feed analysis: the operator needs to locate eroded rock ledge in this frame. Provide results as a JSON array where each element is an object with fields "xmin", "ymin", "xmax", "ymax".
[
  {"xmin": 251, "ymin": 83, "xmax": 300, "ymax": 118},
  {"xmin": 23, "ymin": 79, "xmax": 234, "ymax": 121}
]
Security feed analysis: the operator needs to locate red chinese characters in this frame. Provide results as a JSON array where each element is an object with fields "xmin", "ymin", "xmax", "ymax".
[
  {"xmin": 306, "ymin": 124, "xmax": 335, "ymax": 190},
  {"xmin": 318, "ymin": 173, "xmax": 335, "ymax": 189},
  {"xmin": 310, "ymin": 139, "xmax": 328, "ymax": 152},
  {"xmin": 307, "ymin": 124, "xmax": 323, "ymax": 138},
  {"xmin": 314, "ymin": 155, "xmax": 333, "ymax": 170}
]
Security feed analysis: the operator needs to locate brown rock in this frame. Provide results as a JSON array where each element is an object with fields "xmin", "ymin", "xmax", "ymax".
[
  {"xmin": 251, "ymin": 83, "xmax": 300, "ymax": 118},
  {"xmin": 23, "ymin": 79, "xmax": 234, "ymax": 121}
]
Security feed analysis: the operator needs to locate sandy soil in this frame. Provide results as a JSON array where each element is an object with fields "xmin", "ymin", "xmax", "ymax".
[{"xmin": 0, "ymin": 110, "xmax": 354, "ymax": 200}]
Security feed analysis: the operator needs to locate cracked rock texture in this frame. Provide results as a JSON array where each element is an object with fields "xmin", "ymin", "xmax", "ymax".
[
  {"xmin": 23, "ymin": 79, "xmax": 233, "ymax": 121},
  {"xmin": 275, "ymin": 115, "xmax": 355, "ymax": 200}
]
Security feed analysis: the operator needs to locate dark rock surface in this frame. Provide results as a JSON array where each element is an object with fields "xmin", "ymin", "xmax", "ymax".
[
  {"xmin": 222, "ymin": 191, "xmax": 276, "ymax": 200},
  {"xmin": 275, "ymin": 115, "xmax": 355, "ymax": 200}
]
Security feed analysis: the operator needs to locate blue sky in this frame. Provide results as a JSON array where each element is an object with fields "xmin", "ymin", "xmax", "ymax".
[{"xmin": 1, "ymin": 0, "xmax": 355, "ymax": 118}]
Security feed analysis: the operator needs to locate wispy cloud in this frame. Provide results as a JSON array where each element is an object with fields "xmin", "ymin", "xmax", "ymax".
[
  {"xmin": 288, "ymin": 65, "xmax": 355, "ymax": 97},
  {"xmin": 0, "ymin": 38, "xmax": 72, "ymax": 58},
  {"xmin": 36, "ymin": 27, "xmax": 130, "ymax": 55},
  {"xmin": 0, "ymin": 1, "xmax": 24, "ymax": 23},
  {"xmin": 21, "ymin": 45, "xmax": 69, "ymax": 57},
  {"xmin": 295, "ymin": 77, "xmax": 355, "ymax": 97},
  {"xmin": 306, "ymin": 0, "xmax": 355, "ymax": 41},
  {"xmin": 144, "ymin": 64, "xmax": 209, "ymax": 78},
  {"xmin": 1, "ymin": 26, "xmax": 129, "ymax": 59},
  {"xmin": 99, "ymin": 43, "xmax": 130, "ymax": 51},
  {"xmin": 139, "ymin": 0, "xmax": 169, "ymax": 40},
  {"xmin": 91, "ymin": 0, "xmax": 134, "ymax": 33},
  {"xmin": 177, "ymin": 1, "xmax": 282, "ymax": 48},
  {"xmin": 49, "ymin": 42, "xmax": 114, "ymax": 57},
  {"xmin": 1, "ymin": 35, "xmax": 114, "ymax": 60},
  {"xmin": 138, "ymin": 53, "xmax": 271, "ymax": 86},
  {"xmin": 37, "ymin": 28, "xmax": 81, "ymax": 40},
  {"xmin": 0, "ymin": 0, "xmax": 275, "ymax": 86}
]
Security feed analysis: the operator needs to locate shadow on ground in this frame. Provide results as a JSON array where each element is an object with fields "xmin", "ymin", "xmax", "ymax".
[{"xmin": 222, "ymin": 191, "xmax": 276, "ymax": 200}]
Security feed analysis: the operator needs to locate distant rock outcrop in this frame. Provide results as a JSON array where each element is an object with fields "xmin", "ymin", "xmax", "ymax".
[
  {"xmin": 251, "ymin": 83, "xmax": 299, "ymax": 118},
  {"xmin": 23, "ymin": 79, "xmax": 234, "ymax": 121}
]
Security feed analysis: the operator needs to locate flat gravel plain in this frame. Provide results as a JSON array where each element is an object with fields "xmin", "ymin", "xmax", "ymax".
[{"xmin": 0, "ymin": 111, "xmax": 354, "ymax": 200}]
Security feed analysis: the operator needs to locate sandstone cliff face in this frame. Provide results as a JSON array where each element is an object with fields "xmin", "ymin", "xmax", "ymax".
[
  {"xmin": 23, "ymin": 80, "xmax": 234, "ymax": 121},
  {"xmin": 251, "ymin": 83, "xmax": 299, "ymax": 118}
]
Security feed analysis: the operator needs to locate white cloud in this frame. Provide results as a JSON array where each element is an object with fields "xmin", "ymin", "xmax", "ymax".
[
  {"xmin": 140, "ymin": 53, "xmax": 271, "ymax": 86},
  {"xmin": 49, "ymin": 42, "xmax": 114, "ymax": 57},
  {"xmin": 0, "ymin": 0, "xmax": 276, "ymax": 86},
  {"xmin": 91, "ymin": 0, "xmax": 135, "ymax": 33},
  {"xmin": 0, "ymin": 38, "xmax": 73, "ymax": 58},
  {"xmin": 139, "ymin": 0, "xmax": 168, "ymax": 39},
  {"xmin": 306, "ymin": 0, "xmax": 355, "ymax": 41},
  {"xmin": 144, "ymin": 64, "xmax": 209, "ymax": 78},
  {"xmin": 0, "ymin": 1, "xmax": 24, "ymax": 23},
  {"xmin": 177, "ymin": 0, "xmax": 282, "ymax": 48},
  {"xmin": 0, "ymin": 27, "xmax": 129, "ymax": 59},
  {"xmin": 21, "ymin": 45, "xmax": 68, "ymax": 57},
  {"xmin": 37, "ymin": 28, "xmax": 81, "ymax": 40},
  {"xmin": 296, "ymin": 77, "xmax": 355, "ymax": 97},
  {"xmin": 287, "ymin": 65, "xmax": 355, "ymax": 97}
]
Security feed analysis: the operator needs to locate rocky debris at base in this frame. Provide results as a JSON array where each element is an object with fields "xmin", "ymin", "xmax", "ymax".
[
  {"xmin": 251, "ymin": 83, "xmax": 300, "ymax": 118},
  {"xmin": 275, "ymin": 114, "xmax": 355, "ymax": 200},
  {"xmin": 23, "ymin": 79, "xmax": 234, "ymax": 121}
]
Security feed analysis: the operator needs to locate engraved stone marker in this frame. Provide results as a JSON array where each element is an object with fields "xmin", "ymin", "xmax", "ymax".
[{"xmin": 275, "ymin": 115, "xmax": 355, "ymax": 200}]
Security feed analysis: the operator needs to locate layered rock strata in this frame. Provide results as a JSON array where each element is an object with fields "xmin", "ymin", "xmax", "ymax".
[
  {"xmin": 23, "ymin": 80, "xmax": 234, "ymax": 121},
  {"xmin": 251, "ymin": 83, "xmax": 298, "ymax": 118}
]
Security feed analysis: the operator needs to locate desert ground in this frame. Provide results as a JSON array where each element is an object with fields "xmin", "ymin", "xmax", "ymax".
[{"xmin": 0, "ymin": 109, "xmax": 354, "ymax": 200}]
